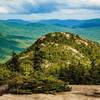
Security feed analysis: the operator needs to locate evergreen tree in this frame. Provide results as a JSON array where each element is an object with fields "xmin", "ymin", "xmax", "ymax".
[
  {"xmin": 10, "ymin": 51, "xmax": 20, "ymax": 72},
  {"xmin": 33, "ymin": 45, "xmax": 45, "ymax": 71},
  {"xmin": 89, "ymin": 56, "xmax": 100, "ymax": 84}
]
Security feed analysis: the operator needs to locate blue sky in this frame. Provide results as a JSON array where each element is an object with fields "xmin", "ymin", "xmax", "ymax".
[{"xmin": 0, "ymin": 0, "xmax": 100, "ymax": 20}]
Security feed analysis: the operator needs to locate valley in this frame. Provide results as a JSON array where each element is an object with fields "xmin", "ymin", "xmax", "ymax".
[{"xmin": 0, "ymin": 19, "xmax": 100, "ymax": 63}]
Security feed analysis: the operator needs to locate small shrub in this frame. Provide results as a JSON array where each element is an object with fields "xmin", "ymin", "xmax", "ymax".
[{"xmin": 8, "ymin": 74, "xmax": 71, "ymax": 94}]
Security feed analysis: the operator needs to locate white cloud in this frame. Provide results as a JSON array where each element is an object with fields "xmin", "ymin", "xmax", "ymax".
[
  {"xmin": 0, "ymin": 0, "xmax": 100, "ymax": 14},
  {"xmin": 87, "ymin": 0, "xmax": 100, "ymax": 6},
  {"xmin": 0, "ymin": 0, "xmax": 100, "ymax": 19},
  {"xmin": 0, "ymin": 7, "xmax": 9, "ymax": 13}
]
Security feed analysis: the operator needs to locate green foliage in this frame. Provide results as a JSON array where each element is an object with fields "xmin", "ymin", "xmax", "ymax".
[
  {"xmin": 9, "ymin": 51, "xmax": 21, "ymax": 72},
  {"xmin": 89, "ymin": 58, "xmax": 100, "ymax": 84},
  {"xmin": 30, "ymin": 32, "xmax": 100, "ymax": 85},
  {"xmin": 58, "ymin": 63, "xmax": 88, "ymax": 84},
  {"xmin": 0, "ymin": 66, "xmax": 11, "ymax": 85},
  {"xmin": 8, "ymin": 74, "xmax": 33, "ymax": 94},
  {"xmin": 57, "ymin": 60, "xmax": 100, "ymax": 84},
  {"xmin": 0, "ymin": 32, "xmax": 100, "ymax": 94},
  {"xmin": 33, "ymin": 45, "xmax": 46, "ymax": 71},
  {"xmin": 8, "ymin": 73, "xmax": 71, "ymax": 94},
  {"xmin": 32, "ymin": 74, "xmax": 70, "ymax": 93}
]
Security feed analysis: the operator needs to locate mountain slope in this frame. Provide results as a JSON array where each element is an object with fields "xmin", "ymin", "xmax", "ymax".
[
  {"xmin": 0, "ymin": 32, "xmax": 100, "ymax": 94},
  {"xmin": 18, "ymin": 32, "xmax": 100, "ymax": 71},
  {"xmin": 9, "ymin": 32, "xmax": 99, "ymax": 85}
]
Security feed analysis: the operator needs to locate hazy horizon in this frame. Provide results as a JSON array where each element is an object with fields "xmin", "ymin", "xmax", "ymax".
[{"xmin": 0, "ymin": 18, "xmax": 100, "ymax": 22}]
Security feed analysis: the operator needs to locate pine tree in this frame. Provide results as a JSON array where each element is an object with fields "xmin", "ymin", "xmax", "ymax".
[
  {"xmin": 33, "ymin": 45, "xmax": 45, "ymax": 71},
  {"xmin": 10, "ymin": 51, "xmax": 20, "ymax": 72},
  {"xmin": 90, "ymin": 56, "xmax": 100, "ymax": 84}
]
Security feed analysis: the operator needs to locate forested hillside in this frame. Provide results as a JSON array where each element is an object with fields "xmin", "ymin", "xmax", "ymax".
[{"xmin": 0, "ymin": 32, "xmax": 100, "ymax": 94}]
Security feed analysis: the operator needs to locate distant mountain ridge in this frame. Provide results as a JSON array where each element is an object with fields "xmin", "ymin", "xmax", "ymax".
[
  {"xmin": 37, "ymin": 18, "xmax": 100, "ymax": 28},
  {"xmin": 0, "ymin": 19, "xmax": 30, "ymax": 25},
  {"xmin": 1, "ymin": 18, "xmax": 100, "ymax": 27}
]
